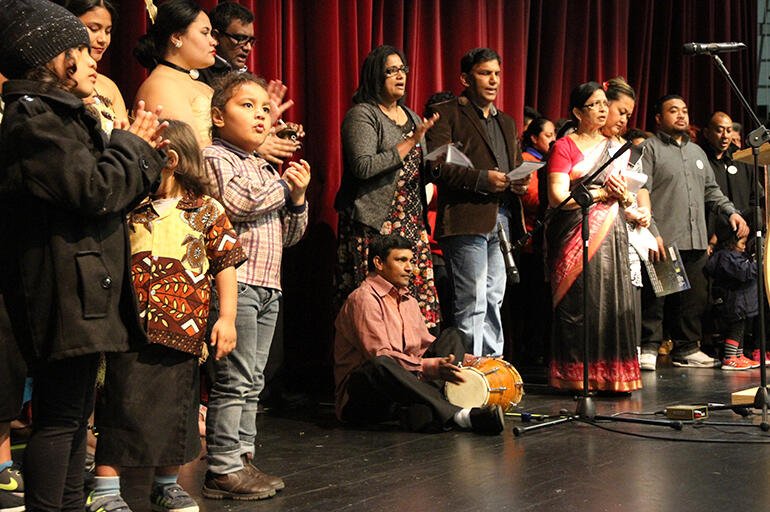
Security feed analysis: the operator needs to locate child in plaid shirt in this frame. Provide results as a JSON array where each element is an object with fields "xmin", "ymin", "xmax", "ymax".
[{"xmin": 203, "ymin": 72, "xmax": 309, "ymax": 500}]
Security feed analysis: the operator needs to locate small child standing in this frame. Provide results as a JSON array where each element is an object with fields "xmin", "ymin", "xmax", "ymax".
[
  {"xmin": 0, "ymin": 1, "xmax": 167, "ymax": 509},
  {"xmin": 92, "ymin": 120, "xmax": 247, "ymax": 512},
  {"xmin": 705, "ymin": 216, "xmax": 759, "ymax": 371},
  {"xmin": 203, "ymin": 72, "xmax": 309, "ymax": 500}
]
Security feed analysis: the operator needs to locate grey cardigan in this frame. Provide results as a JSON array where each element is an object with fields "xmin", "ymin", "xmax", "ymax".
[{"xmin": 334, "ymin": 102, "xmax": 427, "ymax": 230}]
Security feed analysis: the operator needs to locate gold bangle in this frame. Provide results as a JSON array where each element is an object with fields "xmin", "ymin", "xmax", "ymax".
[
  {"xmin": 621, "ymin": 191, "xmax": 634, "ymax": 208},
  {"xmin": 595, "ymin": 188, "xmax": 608, "ymax": 203}
]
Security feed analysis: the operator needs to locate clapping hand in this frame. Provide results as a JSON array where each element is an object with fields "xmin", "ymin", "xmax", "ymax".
[
  {"xmin": 117, "ymin": 100, "xmax": 169, "ymax": 150},
  {"xmin": 411, "ymin": 113, "xmax": 440, "ymax": 143},
  {"xmin": 283, "ymin": 159, "xmax": 311, "ymax": 205},
  {"xmin": 267, "ymin": 79, "xmax": 294, "ymax": 127}
]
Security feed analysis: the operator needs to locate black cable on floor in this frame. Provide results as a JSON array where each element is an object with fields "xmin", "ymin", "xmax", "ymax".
[{"xmin": 583, "ymin": 419, "xmax": 770, "ymax": 443}]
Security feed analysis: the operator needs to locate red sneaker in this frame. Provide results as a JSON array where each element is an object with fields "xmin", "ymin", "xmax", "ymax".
[
  {"xmin": 721, "ymin": 355, "xmax": 752, "ymax": 371},
  {"xmin": 751, "ymin": 350, "xmax": 770, "ymax": 365},
  {"xmin": 739, "ymin": 354, "xmax": 760, "ymax": 369}
]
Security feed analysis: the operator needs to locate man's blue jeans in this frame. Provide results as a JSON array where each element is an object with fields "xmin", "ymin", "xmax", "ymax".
[
  {"xmin": 440, "ymin": 208, "xmax": 509, "ymax": 356},
  {"xmin": 206, "ymin": 283, "xmax": 281, "ymax": 475}
]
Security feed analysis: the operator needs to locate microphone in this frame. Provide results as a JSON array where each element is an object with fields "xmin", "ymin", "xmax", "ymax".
[
  {"xmin": 682, "ymin": 42, "xmax": 746, "ymax": 55},
  {"xmin": 497, "ymin": 222, "xmax": 520, "ymax": 284}
]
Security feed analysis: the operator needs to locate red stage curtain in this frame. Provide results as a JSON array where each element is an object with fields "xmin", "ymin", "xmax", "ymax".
[{"xmin": 102, "ymin": 0, "xmax": 757, "ymax": 393}]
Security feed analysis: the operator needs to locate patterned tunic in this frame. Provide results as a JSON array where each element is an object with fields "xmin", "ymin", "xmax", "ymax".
[{"xmin": 127, "ymin": 194, "xmax": 247, "ymax": 356}]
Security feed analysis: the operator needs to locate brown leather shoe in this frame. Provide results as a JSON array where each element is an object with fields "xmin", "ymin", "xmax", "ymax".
[
  {"xmin": 202, "ymin": 468, "xmax": 276, "ymax": 500},
  {"xmin": 241, "ymin": 454, "xmax": 285, "ymax": 490}
]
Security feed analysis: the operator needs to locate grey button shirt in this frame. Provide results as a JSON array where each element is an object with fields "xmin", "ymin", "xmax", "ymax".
[{"xmin": 641, "ymin": 131, "xmax": 739, "ymax": 250}]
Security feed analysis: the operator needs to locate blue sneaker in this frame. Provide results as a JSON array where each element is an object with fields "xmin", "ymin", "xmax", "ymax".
[
  {"xmin": 150, "ymin": 483, "xmax": 198, "ymax": 512},
  {"xmin": 86, "ymin": 491, "xmax": 131, "ymax": 512}
]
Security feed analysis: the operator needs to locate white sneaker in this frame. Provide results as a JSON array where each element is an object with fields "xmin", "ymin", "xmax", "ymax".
[
  {"xmin": 640, "ymin": 352, "xmax": 657, "ymax": 371},
  {"xmin": 672, "ymin": 350, "xmax": 720, "ymax": 368}
]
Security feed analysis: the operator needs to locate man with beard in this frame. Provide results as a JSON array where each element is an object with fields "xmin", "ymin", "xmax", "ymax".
[{"xmin": 638, "ymin": 95, "xmax": 749, "ymax": 371}]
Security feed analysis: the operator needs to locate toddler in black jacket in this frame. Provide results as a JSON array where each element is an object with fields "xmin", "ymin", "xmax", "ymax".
[{"xmin": 705, "ymin": 216, "xmax": 759, "ymax": 371}]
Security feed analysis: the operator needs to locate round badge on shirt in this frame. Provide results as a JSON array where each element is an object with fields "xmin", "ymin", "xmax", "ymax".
[
  {"xmin": 696, "ymin": 159, "xmax": 704, "ymax": 170},
  {"xmin": 727, "ymin": 165, "xmax": 738, "ymax": 175}
]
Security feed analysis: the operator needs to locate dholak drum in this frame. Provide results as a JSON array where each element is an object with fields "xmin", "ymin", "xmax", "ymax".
[{"xmin": 444, "ymin": 357, "xmax": 524, "ymax": 411}]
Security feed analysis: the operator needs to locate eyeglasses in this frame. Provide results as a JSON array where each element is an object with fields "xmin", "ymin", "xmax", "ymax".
[
  {"xmin": 385, "ymin": 65, "xmax": 410, "ymax": 77},
  {"xmin": 582, "ymin": 100, "xmax": 609, "ymax": 111},
  {"xmin": 222, "ymin": 32, "xmax": 256, "ymax": 48}
]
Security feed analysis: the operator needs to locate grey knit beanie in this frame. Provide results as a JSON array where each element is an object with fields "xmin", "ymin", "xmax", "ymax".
[{"xmin": 0, "ymin": 0, "xmax": 90, "ymax": 79}]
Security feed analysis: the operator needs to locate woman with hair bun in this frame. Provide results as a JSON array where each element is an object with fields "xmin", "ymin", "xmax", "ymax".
[
  {"xmin": 601, "ymin": 77, "xmax": 651, "ymax": 365},
  {"xmin": 55, "ymin": 0, "xmax": 127, "ymax": 132},
  {"xmin": 545, "ymin": 81, "xmax": 641, "ymax": 394},
  {"xmin": 134, "ymin": 0, "xmax": 217, "ymax": 145}
]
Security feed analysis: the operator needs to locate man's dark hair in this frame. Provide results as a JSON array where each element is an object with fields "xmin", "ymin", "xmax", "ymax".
[
  {"xmin": 624, "ymin": 128, "xmax": 649, "ymax": 142},
  {"xmin": 523, "ymin": 105, "xmax": 540, "ymax": 122},
  {"xmin": 209, "ymin": 1, "xmax": 254, "ymax": 34},
  {"xmin": 367, "ymin": 234, "xmax": 413, "ymax": 269},
  {"xmin": 424, "ymin": 91, "xmax": 455, "ymax": 115},
  {"xmin": 460, "ymin": 47, "xmax": 500, "ymax": 74},
  {"xmin": 652, "ymin": 94, "xmax": 685, "ymax": 116},
  {"xmin": 352, "ymin": 45, "xmax": 407, "ymax": 106}
]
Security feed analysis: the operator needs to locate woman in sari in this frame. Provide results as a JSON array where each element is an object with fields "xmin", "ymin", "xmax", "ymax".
[{"xmin": 545, "ymin": 82, "xmax": 641, "ymax": 393}]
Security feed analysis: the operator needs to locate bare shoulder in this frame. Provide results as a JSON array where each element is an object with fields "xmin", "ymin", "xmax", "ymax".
[
  {"xmin": 95, "ymin": 73, "xmax": 120, "ymax": 97},
  {"xmin": 137, "ymin": 72, "xmax": 211, "ymax": 103}
]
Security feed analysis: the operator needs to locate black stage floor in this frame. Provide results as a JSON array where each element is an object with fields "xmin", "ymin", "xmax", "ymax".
[{"xmin": 17, "ymin": 356, "xmax": 770, "ymax": 512}]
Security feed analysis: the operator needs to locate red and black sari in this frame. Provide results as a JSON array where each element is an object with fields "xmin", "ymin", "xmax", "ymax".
[{"xmin": 544, "ymin": 137, "xmax": 641, "ymax": 392}]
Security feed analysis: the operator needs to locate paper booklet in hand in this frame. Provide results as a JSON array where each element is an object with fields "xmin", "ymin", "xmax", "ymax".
[
  {"xmin": 643, "ymin": 243, "xmax": 691, "ymax": 297},
  {"xmin": 424, "ymin": 143, "xmax": 474, "ymax": 168},
  {"xmin": 506, "ymin": 161, "xmax": 545, "ymax": 181}
]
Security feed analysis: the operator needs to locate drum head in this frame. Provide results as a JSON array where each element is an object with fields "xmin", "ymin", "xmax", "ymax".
[{"xmin": 444, "ymin": 368, "xmax": 489, "ymax": 409}]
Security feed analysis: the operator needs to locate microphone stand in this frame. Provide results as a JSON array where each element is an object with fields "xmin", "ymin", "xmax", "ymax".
[
  {"xmin": 512, "ymin": 140, "xmax": 682, "ymax": 435},
  {"xmin": 707, "ymin": 54, "xmax": 770, "ymax": 430}
]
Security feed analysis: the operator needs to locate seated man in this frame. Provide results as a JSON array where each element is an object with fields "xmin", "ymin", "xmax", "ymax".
[{"xmin": 334, "ymin": 234, "xmax": 505, "ymax": 435}]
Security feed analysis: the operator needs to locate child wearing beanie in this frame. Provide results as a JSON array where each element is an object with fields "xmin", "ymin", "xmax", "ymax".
[{"xmin": 0, "ymin": 1, "xmax": 168, "ymax": 511}]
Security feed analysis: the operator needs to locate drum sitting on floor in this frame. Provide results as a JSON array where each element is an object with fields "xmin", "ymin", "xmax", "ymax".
[{"xmin": 444, "ymin": 357, "xmax": 524, "ymax": 411}]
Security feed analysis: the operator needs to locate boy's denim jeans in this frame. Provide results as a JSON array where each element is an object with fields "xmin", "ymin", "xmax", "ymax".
[{"xmin": 206, "ymin": 283, "xmax": 281, "ymax": 475}]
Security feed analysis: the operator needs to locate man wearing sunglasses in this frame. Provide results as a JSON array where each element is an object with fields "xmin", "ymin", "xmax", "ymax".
[{"xmin": 200, "ymin": 2, "xmax": 303, "ymax": 166}]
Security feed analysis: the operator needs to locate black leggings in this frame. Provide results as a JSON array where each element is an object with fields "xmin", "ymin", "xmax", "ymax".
[{"xmin": 25, "ymin": 354, "xmax": 98, "ymax": 512}]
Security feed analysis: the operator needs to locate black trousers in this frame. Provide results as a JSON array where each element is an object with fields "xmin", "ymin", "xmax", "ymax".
[
  {"xmin": 24, "ymin": 354, "xmax": 98, "ymax": 512},
  {"xmin": 641, "ymin": 249, "xmax": 708, "ymax": 355},
  {"xmin": 0, "ymin": 295, "xmax": 26, "ymax": 422},
  {"xmin": 341, "ymin": 328, "xmax": 467, "ymax": 428}
]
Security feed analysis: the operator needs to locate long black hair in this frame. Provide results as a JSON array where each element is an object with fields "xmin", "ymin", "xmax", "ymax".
[
  {"xmin": 352, "ymin": 45, "xmax": 407, "ymax": 106},
  {"xmin": 53, "ymin": 0, "xmax": 117, "ymax": 19},
  {"xmin": 521, "ymin": 117, "xmax": 552, "ymax": 151},
  {"xmin": 568, "ymin": 81, "xmax": 604, "ymax": 122},
  {"xmin": 134, "ymin": 0, "xmax": 204, "ymax": 69}
]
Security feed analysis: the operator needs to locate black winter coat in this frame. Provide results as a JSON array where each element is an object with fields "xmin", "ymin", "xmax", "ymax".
[
  {"xmin": 704, "ymin": 249, "xmax": 758, "ymax": 322},
  {"xmin": 0, "ymin": 80, "xmax": 165, "ymax": 364}
]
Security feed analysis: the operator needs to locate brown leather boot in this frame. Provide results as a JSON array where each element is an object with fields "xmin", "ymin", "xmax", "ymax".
[
  {"xmin": 202, "ymin": 467, "xmax": 276, "ymax": 500},
  {"xmin": 241, "ymin": 454, "xmax": 285, "ymax": 490}
]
